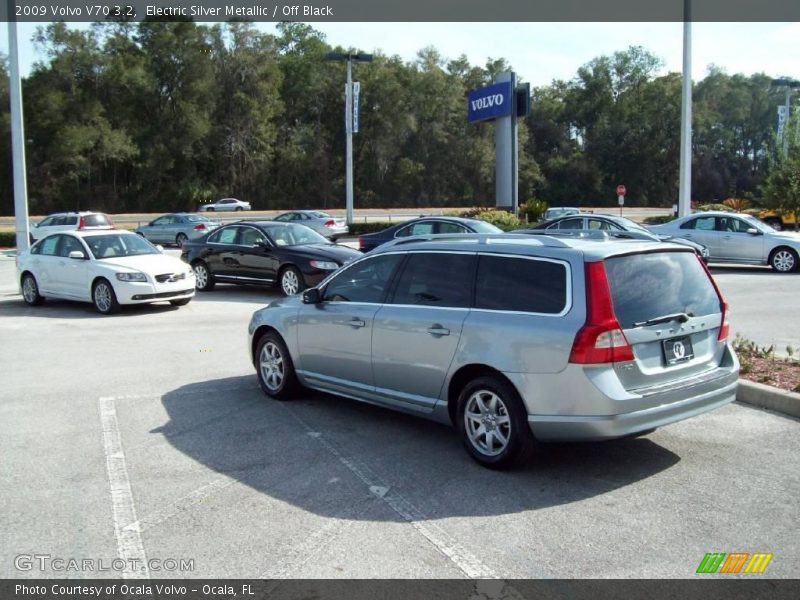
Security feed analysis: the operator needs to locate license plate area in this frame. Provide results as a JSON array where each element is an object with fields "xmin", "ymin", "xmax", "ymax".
[{"xmin": 662, "ymin": 335, "xmax": 694, "ymax": 366}]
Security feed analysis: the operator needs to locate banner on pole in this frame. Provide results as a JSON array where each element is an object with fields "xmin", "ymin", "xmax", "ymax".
[{"xmin": 353, "ymin": 82, "xmax": 361, "ymax": 133}]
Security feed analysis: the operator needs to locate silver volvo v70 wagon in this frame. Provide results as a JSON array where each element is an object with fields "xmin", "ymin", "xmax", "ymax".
[{"xmin": 248, "ymin": 233, "xmax": 739, "ymax": 469}]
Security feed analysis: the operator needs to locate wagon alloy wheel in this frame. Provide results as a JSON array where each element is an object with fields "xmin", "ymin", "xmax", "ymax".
[
  {"xmin": 771, "ymin": 249, "xmax": 797, "ymax": 273},
  {"xmin": 22, "ymin": 274, "xmax": 43, "ymax": 306},
  {"xmin": 464, "ymin": 390, "xmax": 511, "ymax": 457},
  {"xmin": 260, "ymin": 342, "xmax": 285, "ymax": 392},
  {"xmin": 280, "ymin": 267, "xmax": 303, "ymax": 296},
  {"xmin": 456, "ymin": 375, "xmax": 535, "ymax": 469},
  {"xmin": 93, "ymin": 280, "xmax": 119, "ymax": 314},
  {"xmin": 255, "ymin": 333, "xmax": 299, "ymax": 399}
]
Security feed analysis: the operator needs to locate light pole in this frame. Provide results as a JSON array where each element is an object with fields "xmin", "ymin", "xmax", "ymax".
[
  {"xmin": 771, "ymin": 77, "xmax": 800, "ymax": 157},
  {"xmin": 8, "ymin": 17, "xmax": 31, "ymax": 251},
  {"xmin": 326, "ymin": 52, "xmax": 373, "ymax": 226},
  {"xmin": 678, "ymin": 0, "xmax": 692, "ymax": 218}
]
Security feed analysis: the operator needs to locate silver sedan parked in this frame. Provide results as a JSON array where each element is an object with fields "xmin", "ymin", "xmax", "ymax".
[
  {"xmin": 134, "ymin": 213, "xmax": 220, "ymax": 247},
  {"xmin": 649, "ymin": 211, "xmax": 800, "ymax": 272},
  {"xmin": 273, "ymin": 210, "xmax": 349, "ymax": 240}
]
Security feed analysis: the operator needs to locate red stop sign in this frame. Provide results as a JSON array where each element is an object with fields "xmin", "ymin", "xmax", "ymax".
[{"xmin": 616, "ymin": 185, "xmax": 626, "ymax": 196}]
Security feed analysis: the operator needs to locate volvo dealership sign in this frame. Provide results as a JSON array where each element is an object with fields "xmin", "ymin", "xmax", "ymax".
[{"xmin": 467, "ymin": 81, "xmax": 512, "ymax": 123}]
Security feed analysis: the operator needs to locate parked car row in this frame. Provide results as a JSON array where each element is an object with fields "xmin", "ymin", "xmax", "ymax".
[
  {"xmin": 18, "ymin": 207, "xmax": 798, "ymax": 318},
  {"xmin": 15, "ymin": 209, "xmax": 749, "ymax": 470}
]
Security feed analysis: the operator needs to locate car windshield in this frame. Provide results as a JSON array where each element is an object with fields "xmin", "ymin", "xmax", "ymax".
[
  {"xmin": 547, "ymin": 208, "xmax": 579, "ymax": 219},
  {"xmin": 83, "ymin": 214, "xmax": 111, "ymax": 227},
  {"xmin": 85, "ymin": 234, "xmax": 159, "ymax": 259},
  {"xmin": 187, "ymin": 215, "xmax": 212, "ymax": 223},
  {"xmin": 309, "ymin": 211, "xmax": 331, "ymax": 219},
  {"xmin": 741, "ymin": 214, "xmax": 776, "ymax": 233},
  {"xmin": 264, "ymin": 224, "xmax": 329, "ymax": 247},
  {"xmin": 469, "ymin": 220, "xmax": 504, "ymax": 233},
  {"xmin": 613, "ymin": 216, "xmax": 651, "ymax": 233}
]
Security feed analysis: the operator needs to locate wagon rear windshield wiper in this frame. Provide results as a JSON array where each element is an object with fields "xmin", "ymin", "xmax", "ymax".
[{"xmin": 633, "ymin": 312, "xmax": 694, "ymax": 327}]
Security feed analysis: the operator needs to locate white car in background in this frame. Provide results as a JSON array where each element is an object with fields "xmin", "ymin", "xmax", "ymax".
[
  {"xmin": 198, "ymin": 198, "xmax": 251, "ymax": 212},
  {"xmin": 17, "ymin": 230, "xmax": 195, "ymax": 314},
  {"xmin": 649, "ymin": 211, "xmax": 800, "ymax": 273},
  {"xmin": 30, "ymin": 211, "xmax": 114, "ymax": 242}
]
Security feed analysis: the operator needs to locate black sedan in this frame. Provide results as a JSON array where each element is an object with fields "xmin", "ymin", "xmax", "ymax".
[
  {"xmin": 518, "ymin": 213, "xmax": 710, "ymax": 261},
  {"xmin": 358, "ymin": 216, "xmax": 503, "ymax": 252},
  {"xmin": 181, "ymin": 221, "xmax": 361, "ymax": 296}
]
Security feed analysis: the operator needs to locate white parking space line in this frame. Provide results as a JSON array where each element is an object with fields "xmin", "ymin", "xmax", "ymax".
[
  {"xmin": 123, "ymin": 476, "xmax": 236, "ymax": 534},
  {"xmin": 282, "ymin": 406, "xmax": 498, "ymax": 579},
  {"xmin": 258, "ymin": 511, "xmax": 356, "ymax": 580},
  {"xmin": 99, "ymin": 396, "xmax": 150, "ymax": 579}
]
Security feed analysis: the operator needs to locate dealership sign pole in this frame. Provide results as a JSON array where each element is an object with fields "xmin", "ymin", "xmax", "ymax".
[{"xmin": 468, "ymin": 73, "xmax": 527, "ymax": 213}]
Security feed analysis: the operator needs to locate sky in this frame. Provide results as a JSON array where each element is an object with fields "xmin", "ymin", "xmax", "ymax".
[{"xmin": 0, "ymin": 21, "xmax": 797, "ymax": 86}]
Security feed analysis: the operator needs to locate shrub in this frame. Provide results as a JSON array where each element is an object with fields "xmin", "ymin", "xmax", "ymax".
[
  {"xmin": 696, "ymin": 203, "xmax": 734, "ymax": 212},
  {"xmin": 723, "ymin": 197, "xmax": 752, "ymax": 211},
  {"xmin": 0, "ymin": 232, "xmax": 16, "ymax": 248},
  {"xmin": 457, "ymin": 206, "xmax": 496, "ymax": 219},
  {"xmin": 473, "ymin": 210, "xmax": 524, "ymax": 231},
  {"xmin": 643, "ymin": 215, "xmax": 675, "ymax": 225},
  {"xmin": 519, "ymin": 198, "xmax": 548, "ymax": 223}
]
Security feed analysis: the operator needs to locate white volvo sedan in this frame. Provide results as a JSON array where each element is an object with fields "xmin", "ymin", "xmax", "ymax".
[{"xmin": 17, "ymin": 230, "xmax": 195, "ymax": 314}]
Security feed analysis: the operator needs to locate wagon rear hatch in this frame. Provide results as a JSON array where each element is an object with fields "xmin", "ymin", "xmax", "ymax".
[{"xmin": 602, "ymin": 249, "xmax": 728, "ymax": 390}]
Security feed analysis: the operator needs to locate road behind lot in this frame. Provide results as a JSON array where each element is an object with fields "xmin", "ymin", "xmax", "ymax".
[
  {"xmin": 709, "ymin": 264, "xmax": 800, "ymax": 353},
  {"xmin": 0, "ymin": 252, "xmax": 798, "ymax": 578}
]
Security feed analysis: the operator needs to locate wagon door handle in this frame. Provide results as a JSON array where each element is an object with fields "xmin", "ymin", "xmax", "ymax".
[
  {"xmin": 348, "ymin": 318, "xmax": 366, "ymax": 328},
  {"xmin": 427, "ymin": 325, "xmax": 450, "ymax": 336}
]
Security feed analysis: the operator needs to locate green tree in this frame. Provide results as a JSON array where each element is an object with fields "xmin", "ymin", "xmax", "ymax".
[
  {"xmin": 208, "ymin": 23, "xmax": 283, "ymax": 206},
  {"xmin": 762, "ymin": 113, "xmax": 800, "ymax": 222}
]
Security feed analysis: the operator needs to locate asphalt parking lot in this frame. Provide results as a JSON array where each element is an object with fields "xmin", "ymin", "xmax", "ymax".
[{"xmin": 0, "ymin": 250, "xmax": 798, "ymax": 578}]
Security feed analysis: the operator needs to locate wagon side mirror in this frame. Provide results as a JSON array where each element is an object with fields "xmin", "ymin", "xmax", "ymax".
[{"xmin": 302, "ymin": 288, "xmax": 321, "ymax": 304}]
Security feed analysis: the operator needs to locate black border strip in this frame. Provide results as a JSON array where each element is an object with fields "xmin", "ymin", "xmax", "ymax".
[
  {"xmin": 3, "ymin": 579, "xmax": 800, "ymax": 600},
  {"xmin": 1, "ymin": 0, "xmax": 799, "ymax": 23}
]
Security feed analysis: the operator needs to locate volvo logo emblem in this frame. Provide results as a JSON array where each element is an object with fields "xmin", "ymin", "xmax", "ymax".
[
  {"xmin": 673, "ymin": 341, "xmax": 686, "ymax": 359},
  {"xmin": 470, "ymin": 94, "xmax": 505, "ymax": 111}
]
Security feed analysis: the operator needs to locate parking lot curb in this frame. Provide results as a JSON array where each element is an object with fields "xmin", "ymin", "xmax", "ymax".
[{"xmin": 737, "ymin": 379, "xmax": 800, "ymax": 418}]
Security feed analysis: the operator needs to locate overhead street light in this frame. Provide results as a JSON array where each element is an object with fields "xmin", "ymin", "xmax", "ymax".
[{"xmin": 325, "ymin": 52, "xmax": 374, "ymax": 226}]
